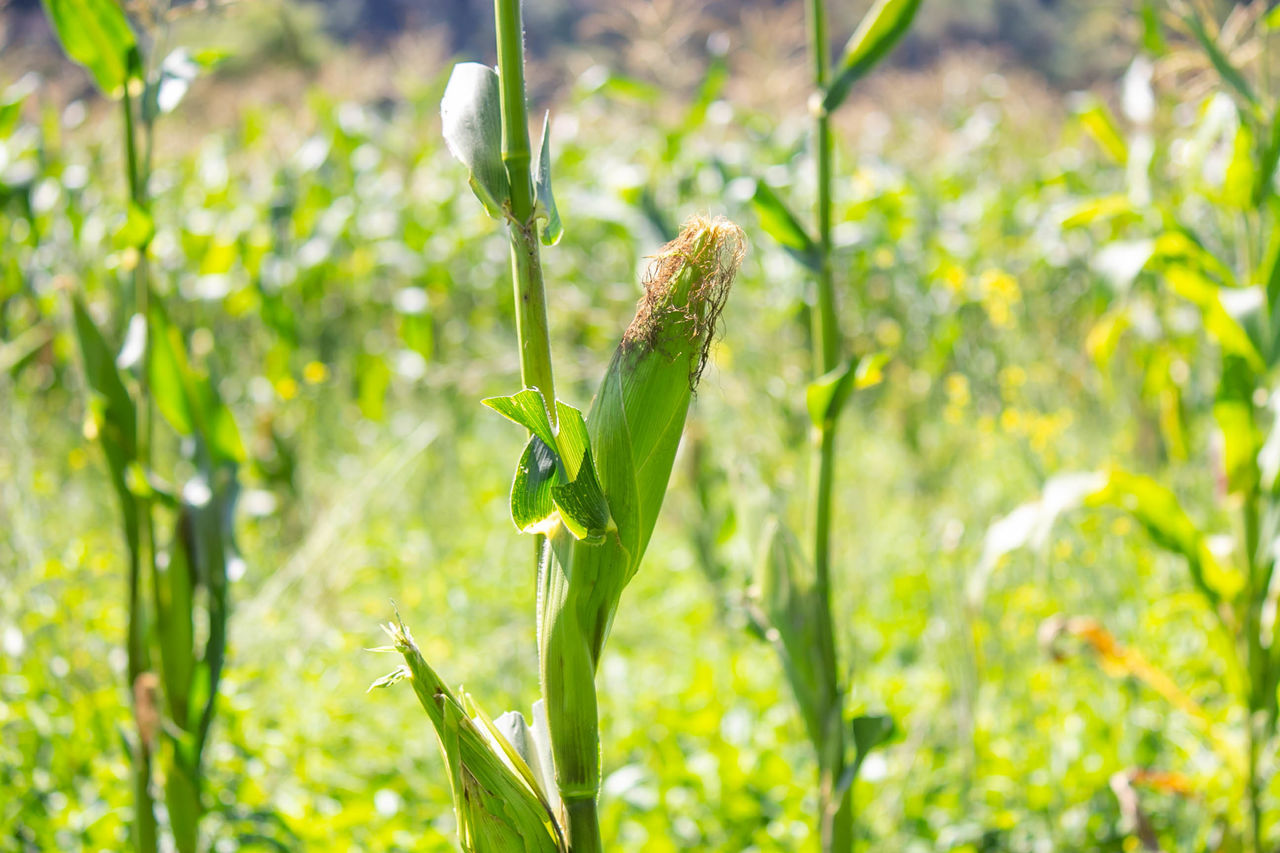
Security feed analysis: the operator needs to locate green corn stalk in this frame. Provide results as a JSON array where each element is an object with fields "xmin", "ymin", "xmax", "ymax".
[
  {"xmin": 45, "ymin": 2, "xmax": 242, "ymax": 851},
  {"xmin": 380, "ymin": 2, "xmax": 744, "ymax": 848},
  {"xmin": 737, "ymin": 0, "xmax": 917, "ymax": 849}
]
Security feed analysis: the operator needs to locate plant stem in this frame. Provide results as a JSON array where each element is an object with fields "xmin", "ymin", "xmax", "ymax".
[
  {"xmin": 493, "ymin": 3, "xmax": 604, "ymax": 851},
  {"xmin": 494, "ymin": 0, "xmax": 556, "ymax": 413},
  {"xmin": 806, "ymin": 0, "xmax": 852, "ymax": 850},
  {"xmin": 565, "ymin": 797, "xmax": 605, "ymax": 853},
  {"xmin": 1243, "ymin": 492, "xmax": 1264, "ymax": 853},
  {"xmin": 122, "ymin": 80, "xmax": 159, "ymax": 853}
]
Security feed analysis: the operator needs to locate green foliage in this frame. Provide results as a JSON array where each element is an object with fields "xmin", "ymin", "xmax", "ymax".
[
  {"xmin": 823, "ymin": 0, "xmax": 922, "ymax": 113},
  {"xmin": 40, "ymin": 0, "xmax": 141, "ymax": 98}
]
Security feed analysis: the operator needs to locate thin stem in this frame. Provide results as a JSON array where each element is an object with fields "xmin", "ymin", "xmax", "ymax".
[
  {"xmin": 494, "ymin": 0, "xmax": 556, "ymax": 416},
  {"xmin": 806, "ymin": 0, "xmax": 852, "ymax": 850},
  {"xmin": 122, "ymin": 81, "xmax": 159, "ymax": 853},
  {"xmin": 492, "ymin": 3, "xmax": 603, "ymax": 852},
  {"xmin": 1243, "ymin": 493, "xmax": 1264, "ymax": 853}
]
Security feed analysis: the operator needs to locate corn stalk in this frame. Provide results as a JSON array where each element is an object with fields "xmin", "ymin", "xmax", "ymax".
[
  {"xmin": 744, "ymin": 0, "xmax": 918, "ymax": 849},
  {"xmin": 377, "ymin": 1, "xmax": 745, "ymax": 850},
  {"xmin": 43, "ymin": 2, "xmax": 243, "ymax": 851}
]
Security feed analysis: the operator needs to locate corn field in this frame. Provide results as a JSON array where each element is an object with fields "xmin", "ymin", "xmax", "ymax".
[{"xmin": 4, "ymin": 0, "xmax": 1280, "ymax": 850}]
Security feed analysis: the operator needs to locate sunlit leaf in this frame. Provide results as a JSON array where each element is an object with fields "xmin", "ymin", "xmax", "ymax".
[
  {"xmin": 750, "ymin": 178, "xmax": 818, "ymax": 270},
  {"xmin": 40, "ymin": 0, "xmax": 140, "ymax": 98},
  {"xmin": 533, "ymin": 112, "xmax": 562, "ymax": 246},
  {"xmin": 823, "ymin": 0, "xmax": 921, "ymax": 113},
  {"xmin": 1183, "ymin": 12, "xmax": 1258, "ymax": 110},
  {"xmin": 1076, "ymin": 97, "xmax": 1128, "ymax": 164}
]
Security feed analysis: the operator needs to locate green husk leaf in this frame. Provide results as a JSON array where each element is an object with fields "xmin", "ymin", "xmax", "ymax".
[
  {"xmin": 823, "ymin": 0, "xmax": 921, "ymax": 113},
  {"xmin": 377, "ymin": 619, "xmax": 565, "ymax": 852},
  {"xmin": 441, "ymin": 63, "xmax": 511, "ymax": 220}
]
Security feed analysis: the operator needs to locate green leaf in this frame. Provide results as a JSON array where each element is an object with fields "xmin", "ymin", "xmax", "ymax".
[
  {"xmin": 1076, "ymin": 97, "xmax": 1128, "ymax": 164},
  {"xmin": 148, "ymin": 301, "xmax": 246, "ymax": 465},
  {"xmin": 1140, "ymin": 0, "xmax": 1167, "ymax": 56},
  {"xmin": 377, "ymin": 619, "xmax": 566, "ymax": 852},
  {"xmin": 805, "ymin": 353, "xmax": 889, "ymax": 428},
  {"xmin": 1183, "ymin": 12, "xmax": 1258, "ymax": 110},
  {"xmin": 1163, "ymin": 265, "xmax": 1265, "ymax": 372},
  {"xmin": 511, "ymin": 435, "xmax": 558, "ymax": 535},
  {"xmin": 1089, "ymin": 470, "xmax": 1241, "ymax": 604},
  {"xmin": 71, "ymin": 296, "xmax": 138, "ymax": 550},
  {"xmin": 356, "ymin": 352, "xmax": 391, "ymax": 422},
  {"xmin": 40, "ymin": 0, "xmax": 140, "ymax": 98},
  {"xmin": 162, "ymin": 745, "xmax": 200, "ymax": 853},
  {"xmin": 833, "ymin": 713, "xmax": 897, "ymax": 796},
  {"xmin": 533, "ymin": 112, "xmax": 562, "ymax": 246},
  {"xmin": 1213, "ymin": 355, "xmax": 1260, "ymax": 495},
  {"xmin": 806, "ymin": 359, "xmax": 856, "ymax": 428},
  {"xmin": 750, "ymin": 179, "xmax": 818, "ymax": 270},
  {"xmin": 149, "ymin": 306, "xmax": 197, "ymax": 436},
  {"xmin": 484, "ymin": 388, "xmax": 557, "ymax": 451},
  {"xmin": 114, "ymin": 202, "xmax": 154, "ymax": 250},
  {"xmin": 441, "ymin": 62, "xmax": 510, "ymax": 220},
  {"xmin": 1267, "ymin": 3, "xmax": 1280, "ymax": 30},
  {"xmin": 486, "ymin": 390, "xmax": 613, "ymax": 543},
  {"xmin": 823, "ymin": 0, "xmax": 921, "ymax": 113},
  {"xmin": 754, "ymin": 517, "xmax": 827, "ymax": 749},
  {"xmin": 1254, "ymin": 108, "xmax": 1280, "ymax": 207}
]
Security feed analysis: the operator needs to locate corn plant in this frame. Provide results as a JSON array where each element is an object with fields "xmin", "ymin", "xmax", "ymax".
[
  {"xmin": 371, "ymin": 1, "xmax": 744, "ymax": 849},
  {"xmin": 719, "ymin": 0, "xmax": 918, "ymax": 849},
  {"xmin": 41, "ymin": 2, "xmax": 243, "ymax": 851},
  {"xmin": 981, "ymin": 4, "xmax": 1280, "ymax": 849}
]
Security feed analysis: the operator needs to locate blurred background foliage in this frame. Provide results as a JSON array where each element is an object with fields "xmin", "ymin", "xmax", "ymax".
[{"xmin": 3, "ymin": 0, "xmax": 1280, "ymax": 850}]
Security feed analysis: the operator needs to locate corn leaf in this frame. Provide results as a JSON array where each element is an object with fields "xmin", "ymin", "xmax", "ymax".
[
  {"xmin": 71, "ymin": 297, "xmax": 139, "ymax": 552},
  {"xmin": 1255, "ymin": 108, "xmax": 1280, "ymax": 207},
  {"xmin": 485, "ymin": 390, "xmax": 613, "ymax": 543},
  {"xmin": 441, "ymin": 63, "xmax": 511, "ymax": 220},
  {"xmin": 1087, "ymin": 470, "xmax": 1240, "ymax": 604},
  {"xmin": 805, "ymin": 352, "xmax": 890, "ymax": 428},
  {"xmin": 750, "ymin": 179, "xmax": 818, "ymax": 270},
  {"xmin": 113, "ymin": 202, "xmax": 154, "ymax": 250},
  {"xmin": 511, "ymin": 436, "xmax": 558, "ymax": 535},
  {"xmin": 1076, "ymin": 97, "xmax": 1128, "ymax": 164},
  {"xmin": 833, "ymin": 713, "xmax": 896, "ymax": 797},
  {"xmin": 823, "ymin": 0, "xmax": 921, "ymax": 113},
  {"xmin": 1183, "ymin": 12, "xmax": 1258, "ymax": 110},
  {"xmin": 1163, "ymin": 265, "xmax": 1265, "ymax": 372},
  {"xmin": 533, "ymin": 112, "xmax": 562, "ymax": 246},
  {"xmin": 148, "ymin": 301, "xmax": 246, "ymax": 466},
  {"xmin": 1213, "ymin": 355, "xmax": 1260, "ymax": 496},
  {"xmin": 40, "ymin": 0, "xmax": 139, "ymax": 98}
]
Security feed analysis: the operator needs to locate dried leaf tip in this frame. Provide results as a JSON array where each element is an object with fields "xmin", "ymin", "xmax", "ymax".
[{"xmin": 624, "ymin": 216, "xmax": 746, "ymax": 388}]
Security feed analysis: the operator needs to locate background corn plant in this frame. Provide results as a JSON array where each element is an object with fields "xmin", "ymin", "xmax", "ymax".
[
  {"xmin": 981, "ymin": 3, "xmax": 1280, "ymax": 850},
  {"xmin": 689, "ymin": 0, "xmax": 919, "ymax": 848},
  {"xmin": 40, "ymin": 1, "xmax": 244, "ymax": 851}
]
